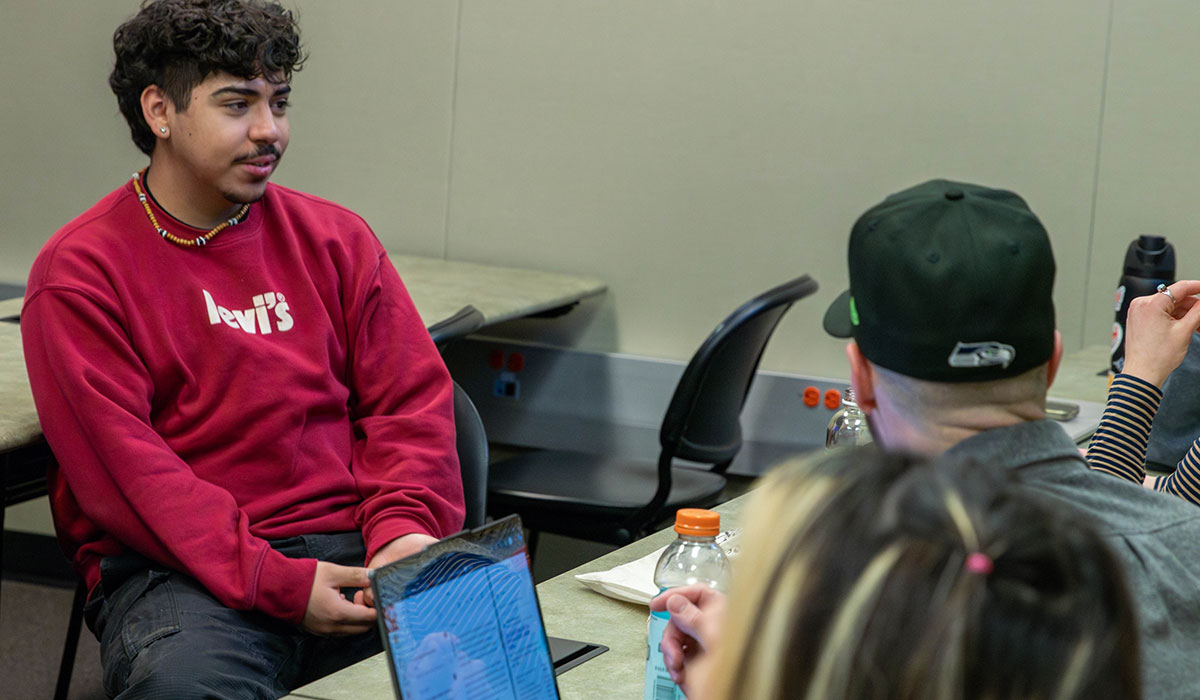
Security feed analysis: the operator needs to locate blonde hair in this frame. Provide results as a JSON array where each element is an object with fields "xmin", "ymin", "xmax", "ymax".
[{"xmin": 701, "ymin": 449, "xmax": 1140, "ymax": 700}]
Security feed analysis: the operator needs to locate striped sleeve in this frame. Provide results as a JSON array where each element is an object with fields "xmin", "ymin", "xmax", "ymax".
[
  {"xmin": 1154, "ymin": 437, "xmax": 1200, "ymax": 505},
  {"xmin": 1086, "ymin": 374, "xmax": 1161, "ymax": 485}
]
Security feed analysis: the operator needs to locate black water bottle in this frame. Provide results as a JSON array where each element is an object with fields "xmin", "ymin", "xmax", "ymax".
[{"xmin": 1111, "ymin": 235, "xmax": 1175, "ymax": 376}]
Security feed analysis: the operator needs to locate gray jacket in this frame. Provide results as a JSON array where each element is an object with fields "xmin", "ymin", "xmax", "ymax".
[
  {"xmin": 1147, "ymin": 333, "xmax": 1200, "ymax": 473},
  {"xmin": 947, "ymin": 419, "xmax": 1200, "ymax": 700}
]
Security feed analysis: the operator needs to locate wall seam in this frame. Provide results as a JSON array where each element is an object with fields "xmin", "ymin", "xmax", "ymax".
[
  {"xmin": 441, "ymin": 0, "xmax": 465, "ymax": 260},
  {"xmin": 1082, "ymin": 0, "xmax": 1117, "ymax": 349}
]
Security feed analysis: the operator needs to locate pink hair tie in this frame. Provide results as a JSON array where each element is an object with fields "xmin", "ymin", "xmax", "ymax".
[{"xmin": 964, "ymin": 552, "xmax": 993, "ymax": 576}]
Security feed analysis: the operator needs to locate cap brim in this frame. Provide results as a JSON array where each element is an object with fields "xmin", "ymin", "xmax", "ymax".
[{"xmin": 823, "ymin": 289, "xmax": 854, "ymax": 338}]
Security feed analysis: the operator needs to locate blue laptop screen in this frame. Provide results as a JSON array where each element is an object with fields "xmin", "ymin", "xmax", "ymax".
[{"xmin": 373, "ymin": 517, "xmax": 559, "ymax": 700}]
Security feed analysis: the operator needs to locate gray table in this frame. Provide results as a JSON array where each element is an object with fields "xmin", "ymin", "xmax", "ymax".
[
  {"xmin": 388, "ymin": 255, "xmax": 605, "ymax": 328},
  {"xmin": 0, "ymin": 322, "xmax": 38, "ymax": 456},
  {"xmin": 1048, "ymin": 343, "xmax": 1111, "ymax": 405},
  {"xmin": 0, "ymin": 297, "xmax": 21, "ymax": 321}
]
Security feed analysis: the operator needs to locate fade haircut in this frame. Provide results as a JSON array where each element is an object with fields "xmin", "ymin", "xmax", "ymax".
[
  {"xmin": 109, "ymin": 0, "xmax": 305, "ymax": 155},
  {"xmin": 871, "ymin": 361, "xmax": 1052, "ymax": 425}
]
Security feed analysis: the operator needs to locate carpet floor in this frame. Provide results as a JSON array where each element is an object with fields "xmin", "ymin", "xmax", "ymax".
[{"xmin": 0, "ymin": 578, "xmax": 104, "ymax": 700}]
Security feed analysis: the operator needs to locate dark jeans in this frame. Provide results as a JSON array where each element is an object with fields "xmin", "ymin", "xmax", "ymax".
[{"xmin": 84, "ymin": 532, "xmax": 382, "ymax": 700}]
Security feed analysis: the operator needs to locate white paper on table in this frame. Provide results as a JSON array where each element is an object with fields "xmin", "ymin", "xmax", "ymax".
[{"xmin": 574, "ymin": 530, "xmax": 741, "ymax": 606}]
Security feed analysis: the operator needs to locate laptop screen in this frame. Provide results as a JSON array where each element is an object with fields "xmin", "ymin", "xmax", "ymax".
[{"xmin": 371, "ymin": 516, "xmax": 560, "ymax": 700}]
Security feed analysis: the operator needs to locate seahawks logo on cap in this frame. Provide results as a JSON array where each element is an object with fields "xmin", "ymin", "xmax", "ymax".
[{"xmin": 948, "ymin": 341, "xmax": 1015, "ymax": 369}]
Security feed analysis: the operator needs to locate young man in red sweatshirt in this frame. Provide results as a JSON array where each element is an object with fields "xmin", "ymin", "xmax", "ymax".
[{"xmin": 21, "ymin": 1, "xmax": 465, "ymax": 697}]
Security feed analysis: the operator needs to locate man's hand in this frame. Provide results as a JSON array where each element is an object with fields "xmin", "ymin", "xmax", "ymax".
[
  {"xmin": 354, "ymin": 532, "xmax": 440, "ymax": 607},
  {"xmin": 649, "ymin": 584, "xmax": 727, "ymax": 695},
  {"xmin": 1123, "ymin": 280, "xmax": 1200, "ymax": 387},
  {"xmin": 367, "ymin": 532, "xmax": 439, "ymax": 570},
  {"xmin": 301, "ymin": 561, "xmax": 377, "ymax": 636}
]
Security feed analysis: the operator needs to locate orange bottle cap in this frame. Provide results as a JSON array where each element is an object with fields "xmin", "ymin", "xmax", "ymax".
[{"xmin": 674, "ymin": 508, "xmax": 720, "ymax": 537}]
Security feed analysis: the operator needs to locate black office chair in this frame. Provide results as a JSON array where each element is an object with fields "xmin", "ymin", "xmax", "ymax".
[
  {"xmin": 52, "ymin": 307, "xmax": 493, "ymax": 700},
  {"xmin": 453, "ymin": 381, "xmax": 488, "ymax": 529},
  {"xmin": 429, "ymin": 305, "xmax": 489, "ymax": 528},
  {"xmin": 486, "ymin": 274, "xmax": 818, "ymax": 546}
]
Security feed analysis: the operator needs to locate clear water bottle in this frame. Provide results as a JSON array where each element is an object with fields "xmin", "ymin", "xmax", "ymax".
[
  {"xmin": 643, "ymin": 508, "xmax": 731, "ymax": 700},
  {"xmin": 826, "ymin": 387, "xmax": 871, "ymax": 450}
]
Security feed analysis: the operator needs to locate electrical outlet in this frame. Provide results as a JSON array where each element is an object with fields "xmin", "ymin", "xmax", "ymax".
[{"xmin": 493, "ymin": 372, "xmax": 521, "ymax": 399}]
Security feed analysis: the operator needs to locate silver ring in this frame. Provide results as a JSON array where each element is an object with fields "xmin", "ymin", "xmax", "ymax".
[{"xmin": 1158, "ymin": 283, "xmax": 1177, "ymax": 304}]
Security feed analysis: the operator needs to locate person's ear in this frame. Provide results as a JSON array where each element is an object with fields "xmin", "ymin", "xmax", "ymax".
[
  {"xmin": 1046, "ymin": 330, "xmax": 1063, "ymax": 388},
  {"xmin": 846, "ymin": 342, "xmax": 877, "ymax": 413},
  {"xmin": 140, "ymin": 84, "xmax": 172, "ymax": 140}
]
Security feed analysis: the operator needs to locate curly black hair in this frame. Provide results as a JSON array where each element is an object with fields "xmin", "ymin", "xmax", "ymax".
[{"xmin": 109, "ymin": 0, "xmax": 306, "ymax": 155}]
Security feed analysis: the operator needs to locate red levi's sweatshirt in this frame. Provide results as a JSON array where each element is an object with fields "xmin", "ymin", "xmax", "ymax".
[{"xmin": 21, "ymin": 179, "xmax": 464, "ymax": 623}]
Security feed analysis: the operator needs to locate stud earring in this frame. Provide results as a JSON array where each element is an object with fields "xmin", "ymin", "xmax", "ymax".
[{"xmin": 159, "ymin": 126, "xmax": 167, "ymax": 134}]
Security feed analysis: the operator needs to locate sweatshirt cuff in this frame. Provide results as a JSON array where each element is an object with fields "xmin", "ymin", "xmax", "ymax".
[{"xmin": 253, "ymin": 549, "xmax": 318, "ymax": 624}]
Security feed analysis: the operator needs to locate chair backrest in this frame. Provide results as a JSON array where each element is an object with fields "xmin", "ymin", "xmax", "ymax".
[
  {"xmin": 453, "ymin": 381, "xmax": 489, "ymax": 528},
  {"xmin": 428, "ymin": 305, "xmax": 485, "ymax": 349},
  {"xmin": 429, "ymin": 308, "xmax": 489, "ymax": 528},
  {"xmin": 659, "ymin": 275, "xmax": 819, "ymax": 464}
]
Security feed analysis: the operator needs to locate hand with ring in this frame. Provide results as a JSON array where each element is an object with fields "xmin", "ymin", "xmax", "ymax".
[{"xmin": 1123, "ymin": 280, "xmax": 1200, "ymax": 387}]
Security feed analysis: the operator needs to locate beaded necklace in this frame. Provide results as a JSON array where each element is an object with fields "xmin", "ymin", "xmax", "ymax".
[{"xmin": 131, "ymin": 169, "xmax": 250, "ymax": 247}]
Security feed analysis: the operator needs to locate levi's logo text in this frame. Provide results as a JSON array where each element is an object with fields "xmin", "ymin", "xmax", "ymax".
[{"xmin": 203, "ymin": 289, "xmax": 294, "ymax": 334}]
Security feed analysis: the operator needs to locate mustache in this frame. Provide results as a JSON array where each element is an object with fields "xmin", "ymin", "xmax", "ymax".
[{"xmin": 234, "ymin": 144, "xmax": 281, "ymax": 163}]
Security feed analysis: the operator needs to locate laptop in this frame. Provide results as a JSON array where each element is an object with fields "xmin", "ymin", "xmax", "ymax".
[{"xmin": 369, "ymin": 515, "xmax": 607, "ymax": 699}]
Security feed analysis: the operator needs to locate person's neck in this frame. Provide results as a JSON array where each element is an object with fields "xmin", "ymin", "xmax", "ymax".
[
  {"xmin": 872, "ymin": 402, "xmax": 1044, "ymax": 456},
  {"xmin": 144, "ymin": 156, "xmax": 244, "ymax": 230}
]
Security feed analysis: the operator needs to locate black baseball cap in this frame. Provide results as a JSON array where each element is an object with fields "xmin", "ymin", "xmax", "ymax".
[{"xmin": 822, "ymin": 179, "xmax": 1056, "ymax": 382}]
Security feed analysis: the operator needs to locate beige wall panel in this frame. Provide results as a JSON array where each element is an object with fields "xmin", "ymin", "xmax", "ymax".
[
  {"xmin": 0, "ymin": 1, "xmax": 140, "ymax": 283},
  {"xmin": 446, "ymin": 0, "xmax": 1109, "ymax": 378},
  {"xmin": 1088, "ymin": 2, "xmax": 1200, "ymax": 361},
  {"xmin": 276, "ymin": 1, "xmax": 458, "ymax": 256}
]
